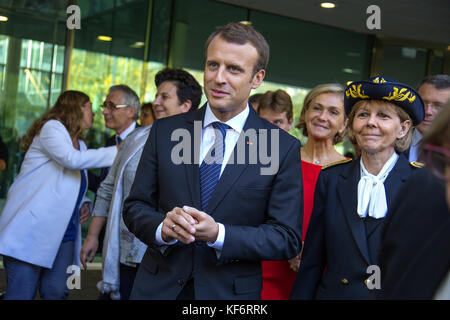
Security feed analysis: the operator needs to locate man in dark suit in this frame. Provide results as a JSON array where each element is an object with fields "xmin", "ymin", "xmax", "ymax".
[{"xmin": 123, "ymin": 22, "xmax": 303, "ymax": 300}]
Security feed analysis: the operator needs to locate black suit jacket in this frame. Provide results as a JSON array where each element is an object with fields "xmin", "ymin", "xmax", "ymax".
[
  {"xmin": 290, "ymin": 154, "xmax": 417, "ymax": 300},
  {"xmin": 378, "ymin": 168, "xmax": 450, "ymax": 299},
  {"xmin": 123, "ymin": 105, "xmax": 303, "ymax": 299}
]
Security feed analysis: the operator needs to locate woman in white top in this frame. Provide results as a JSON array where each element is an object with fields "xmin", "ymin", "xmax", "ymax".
[
  {"xmin": 290, "ymin": 76, "xmax": 425, "ymax": 300},
  {"xmin": 0, "ymin": 90, "xmax": 118, "ymax": 299}
]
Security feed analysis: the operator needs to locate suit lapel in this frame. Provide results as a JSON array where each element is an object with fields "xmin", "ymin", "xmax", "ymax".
[
  {"xmin": 337, "ymin": 160, "xmax": 371, "ymax": 264},
  {"xmin": 184, "ymin": 106, "xmax": 206, "ymax": 210},
  {"xmin": 206, "ymin": 107, "xmax": 261, "ymax": 214},
  {"xmin": 384, "ymin": 154, "xmax": 411, "ymax": 212}
]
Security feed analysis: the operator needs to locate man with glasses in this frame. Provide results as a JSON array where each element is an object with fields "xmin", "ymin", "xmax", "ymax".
[
  {"xmin": 89, "ymin": 85, "xmax": 140, "ymax": 193},
  {"xmin": 87, "ymin": 85, "xmax": 140, "ymax": 259},
  {"xmin": 408, "ymin": 74, "xmax": 450, "ymax": 162}
]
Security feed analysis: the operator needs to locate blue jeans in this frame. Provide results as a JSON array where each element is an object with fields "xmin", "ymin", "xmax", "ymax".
[{"xmin": 3, "ymin": 241, "xmax": 74, "ymax": 300}]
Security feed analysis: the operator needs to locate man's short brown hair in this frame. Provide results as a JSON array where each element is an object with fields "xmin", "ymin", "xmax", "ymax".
[
  {"xmin": 205, "ymin": 22, "xmax": 270, "ymax": 77},
  {"xmin": 257, "ymin": 90, "xmax": 293, "ymax": 120}
]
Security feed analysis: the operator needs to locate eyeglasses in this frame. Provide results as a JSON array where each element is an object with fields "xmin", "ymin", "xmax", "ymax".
[
  {"xmin": 100, "ymin": 104, "xmax": 129, "ymax": 111},
  {"xmin": 422, "ymin": 143, "xmax": 450, "ymax": 182},
  {"xmin": 423, "ymin": 100, "xmax": 446, "ymax": 111}
]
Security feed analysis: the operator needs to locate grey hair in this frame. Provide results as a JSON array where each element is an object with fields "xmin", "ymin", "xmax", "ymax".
[
  {"xmin": 108, "ymin": 84, "xmax": 140, "ymax": 120},
  {"xmin": 418, "ymin": 74, "xmax": 450, "ymax": 90}
]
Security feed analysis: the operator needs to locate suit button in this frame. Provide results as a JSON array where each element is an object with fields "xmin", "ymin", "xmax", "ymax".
[
  {"xmin": 177, "ymin": 279, "xmax": 185, "ymax": 286},
  {"xmin": 341, "ymin": 278, "xmax": 349, "ymax": 285}
]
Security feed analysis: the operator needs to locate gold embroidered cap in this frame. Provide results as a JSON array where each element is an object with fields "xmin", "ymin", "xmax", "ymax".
[{"xmin": 344, "ymin": 76, "xmax": 425, "ymax": 125}]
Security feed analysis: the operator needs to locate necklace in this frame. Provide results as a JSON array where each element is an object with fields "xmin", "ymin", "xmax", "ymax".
[{"xmin": 303, "ymin": 148, "xmax": 331, "ymax": 165}]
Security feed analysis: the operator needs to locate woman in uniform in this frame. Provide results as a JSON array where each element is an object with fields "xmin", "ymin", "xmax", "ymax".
[{"xmin": 290, "ymin": 76, "xmax": 425, "ymax": 300}]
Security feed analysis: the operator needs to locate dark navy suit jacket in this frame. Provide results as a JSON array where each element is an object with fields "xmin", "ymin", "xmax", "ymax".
[
  {"xmin": 290, "ymin": 154, "xmax": 417, "ymax": 300},
  {"xmin": 123, "ymin": 105, "xmax": 303, "ymax": 299},
  {"xmin": 378, "ymin": 168, "xmax": 450, "ymax": 299}
]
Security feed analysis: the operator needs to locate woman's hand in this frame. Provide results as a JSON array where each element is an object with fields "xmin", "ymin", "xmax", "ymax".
[
  {"xmin": 288, "ymin": 241, "xmax": 304, "ymax": 272},
  {"xmin": 288, "ymin": 254, "xmax": 301, "ymax": 272}
]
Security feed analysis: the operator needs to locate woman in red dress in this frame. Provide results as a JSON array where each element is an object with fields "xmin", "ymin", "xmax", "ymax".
[{"xmin": 261, "ymin": 83, "xmax": 348, "ymax": 300}]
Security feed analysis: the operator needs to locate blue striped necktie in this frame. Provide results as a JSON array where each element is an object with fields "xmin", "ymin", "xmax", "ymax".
[{"xmin": 199, "ymin": 122, "xmax": 230, "ymax": 211}]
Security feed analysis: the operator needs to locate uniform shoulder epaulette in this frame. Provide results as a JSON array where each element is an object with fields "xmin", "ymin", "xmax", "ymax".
[
  {"xmin": 321, "ymin": 158, "xmax": 352, "ymax": 170},
  {"xmin": 410, "ymin": 161, "xmax": 424, "ymax": 168}
]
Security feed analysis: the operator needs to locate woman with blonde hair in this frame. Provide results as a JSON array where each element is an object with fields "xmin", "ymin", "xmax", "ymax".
[
  {"xmin": 0, "ymin": 90, "xmax": 118, "ymax": 300},
  {"xmin": 289, "ymin": 83, "xmax": 348, "ymax": 267},
  {"xmin": 291, "ymin": 76, "xmax": 425, "ymax": 299},
  {"xmin": 297, "ymin": 83, "xmax": 348, "ymax": 230},
  {"xmin": 261, "ymin": 84, "xmax": 348, "ymax": 300}
]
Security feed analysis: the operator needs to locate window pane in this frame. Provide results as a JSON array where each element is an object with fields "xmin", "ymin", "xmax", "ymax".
[
  {"xmin": 379, "ymin": 45, "xmax": 428, "ymax": 87},
  {"xmin": 171, "ymin": 0, "xmax": 247, "ymax": 69},
  {"xmin": 251, "ymin": 10, "xmax": 371, "ymax": 88}
]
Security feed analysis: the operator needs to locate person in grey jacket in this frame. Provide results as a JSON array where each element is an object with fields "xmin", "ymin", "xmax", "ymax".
[{"xmin": 80, "ymin": 69, "xmax": 202, "ymax": 299}]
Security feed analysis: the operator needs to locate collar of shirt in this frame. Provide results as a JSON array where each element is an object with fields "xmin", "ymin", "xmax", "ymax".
[
  {"xmin": 117, "ymin": 121, "xmax": 137, "ymax": 142},
  {"xmin": 202, "ymin": 103, "xmax": 249, "ymax": 133},
  {"xmin": 411, "ymin": 127, "xmax": 423, "ymax": 147},
  {"xmin": 408, "ymin": 128, "xmax": 423, "ymax": 162},
  {"xmin": 357, "ymin": 152, "xmax": 399, "ymax": 219},
  {"xmin": 200, "ymin": 103, "xmax": 250, "ymax": 175}
]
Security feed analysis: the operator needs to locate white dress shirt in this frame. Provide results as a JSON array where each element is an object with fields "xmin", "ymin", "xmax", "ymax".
[
  {"xmin": 117, "ymin": 121, "xmax": 137, "ymax": 144},
  {"xmin": 156, "ymin": 104, "xmax": 250, "ymax": 252}
]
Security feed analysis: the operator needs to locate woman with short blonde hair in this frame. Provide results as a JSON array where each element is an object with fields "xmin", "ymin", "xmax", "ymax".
[{"xmin": 291, "ymin": 76, "xmax": 425, "ymax": 300}]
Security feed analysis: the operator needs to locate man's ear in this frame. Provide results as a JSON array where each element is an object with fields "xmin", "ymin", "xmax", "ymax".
[
  {"xmin": 128, "ymin": 107, "xmax": 137, "ymax": 120},
  {"xmin": 180, "ymin": 100, "xmax": 192, "ymax": 113},
  {"xmin": 251, "ymin": 69, "xmax": 265, "ymax": 90},
  {"xmin": 287, "ymin": 117, "xmax": 294, "ymax": 131}
]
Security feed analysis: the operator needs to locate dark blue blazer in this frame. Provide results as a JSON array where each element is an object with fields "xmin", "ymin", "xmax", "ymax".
[
  {"xmin": 123, "ymin": 105, "xmax": 303, "ymax": 299},
  {"xmin": 290, "ymin": 154, "xmax": 417, "ymax": 300},
  {"xmin": 378, "ymin": 168, "xmax": 450, "ymax": 299}
]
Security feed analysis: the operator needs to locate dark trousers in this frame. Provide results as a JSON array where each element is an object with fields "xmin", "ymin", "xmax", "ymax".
[
  {"xmin": 176, "ymin": 278, "xmax": 195, "ymax": 300},
  {"xmin": 98, "ymin": 263, "xmax": 139, "ymax": 300}
]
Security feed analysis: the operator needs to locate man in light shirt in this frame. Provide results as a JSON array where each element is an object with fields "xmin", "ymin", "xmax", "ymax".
[
  {"xmin": 88, "ymin": 85, "xmax": 141, "ymax": 193},
  {"xmin": 408, "ymin": 74, "xmax": 450, "ymax": 162},
  {"xmin": 123, "ymin": 22, "xmax": 303, "ymax": 300}
]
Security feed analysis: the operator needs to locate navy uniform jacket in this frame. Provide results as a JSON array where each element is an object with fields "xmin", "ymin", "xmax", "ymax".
[
  {"xmin": 123, "ymin": 105, "xmax": 303, "ymax": 300},
  {"xmin": 378, "ymin": 168, "xmax": 450, "ymax": 299},
  {"xmin": 290, "ymin": 154, "xmax": 418, "ymax": 300}
]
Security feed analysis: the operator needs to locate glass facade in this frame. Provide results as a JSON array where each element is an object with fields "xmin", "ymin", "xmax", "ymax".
[{"xmin": 0, "ymin": 0, "xmax": 448, "ymax": 208}]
